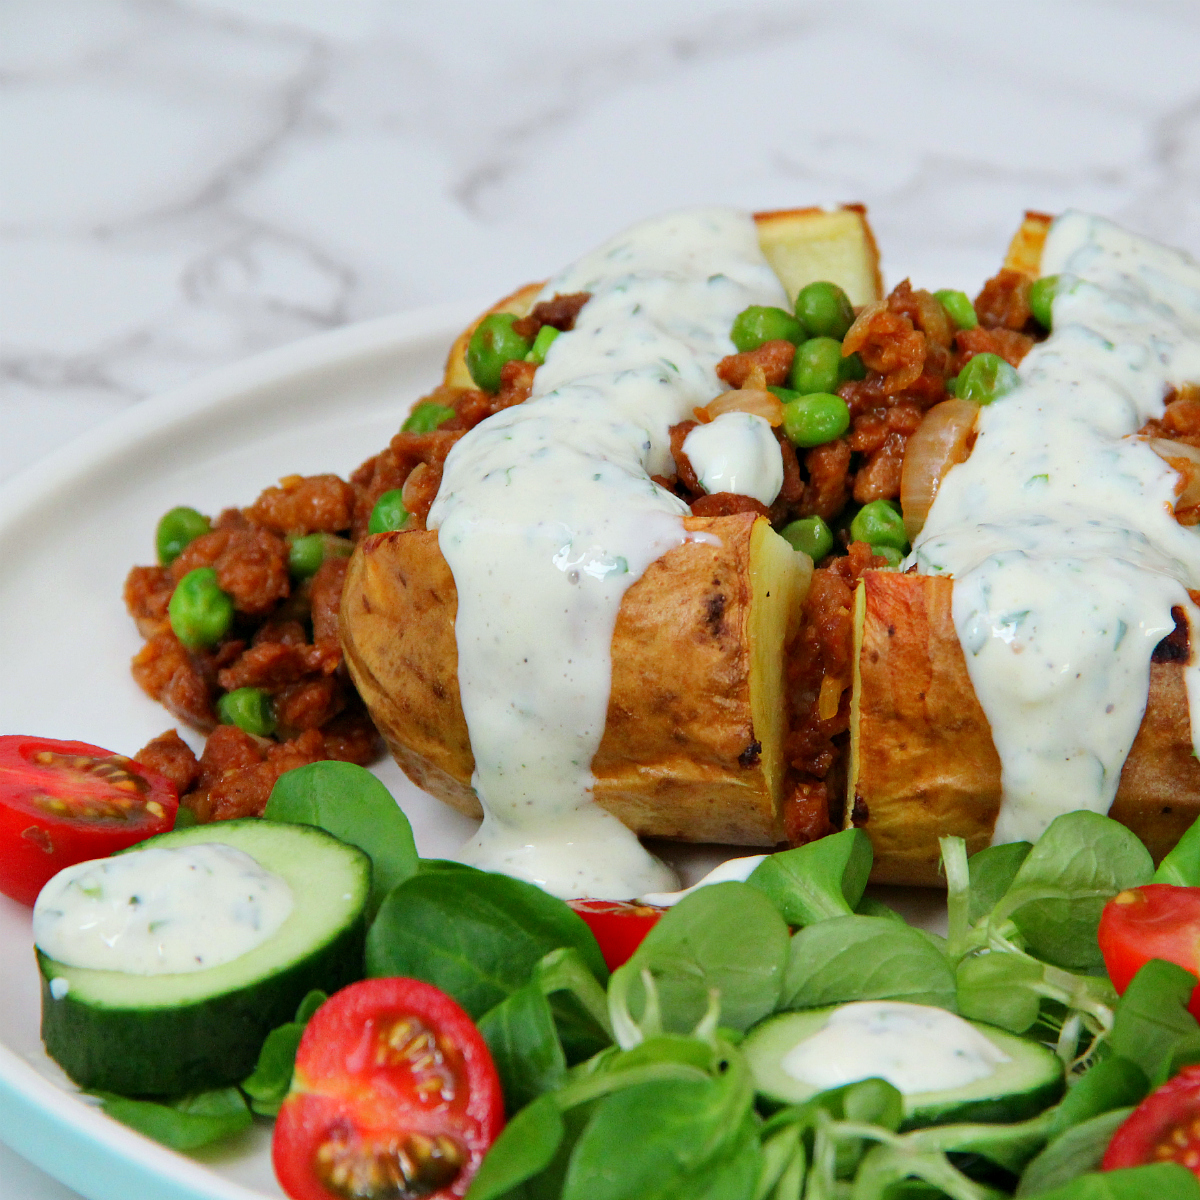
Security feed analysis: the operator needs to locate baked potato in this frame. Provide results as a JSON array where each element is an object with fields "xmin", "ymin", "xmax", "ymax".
[
  {"xmin": 847, "ymin": 572, "xmax": 1200, "ymax": 885},
  {"xmin": 343, "ymin": 513, "xmax": 808, "ymax": 845},
  {"xmin": 341, "ymin": 207, "xmax": 882, "ymax": 847},
  {"xmin": 846, "ymin": 212, "xmax": 1200, "ymax": 885}
]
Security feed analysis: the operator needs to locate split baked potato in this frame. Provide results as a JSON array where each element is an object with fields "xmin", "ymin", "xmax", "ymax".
[
  {"xmin": 341, "ymin": 207, "xmax": 882, "ymax": 846},
  {"xmin": 343, "ymin": 514, "xmax": 808, "ymax": 845},
  {"xmin": 846, "ymin": 213, "xmax": 1200, "ymax": 885}
]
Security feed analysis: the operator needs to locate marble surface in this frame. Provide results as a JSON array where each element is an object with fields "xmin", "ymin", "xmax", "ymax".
[{"xmin": 4, "ymin": 0, "xmax": 1200, "ymax": 1195}]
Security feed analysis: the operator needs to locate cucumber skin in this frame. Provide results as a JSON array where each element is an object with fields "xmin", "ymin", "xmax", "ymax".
[
  {"xmin": 745, "ymin": 1007, "xmax": 1065, "ymax": 1128},
  {"xmin": 38, "ymin": 912, "xmax": 365, "ymax": 1097},
  {"xmin": 902, "ymin": 1075, "xmax": 1064, "ymax": 1130},
  {"xmin": 753, "ymin": 1073, "xmax": 1064, "ymax": 1129}
]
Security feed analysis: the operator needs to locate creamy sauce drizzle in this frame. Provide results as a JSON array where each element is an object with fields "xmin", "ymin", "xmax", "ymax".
[
  {"xmin": 682, "ymin": 411, "xmax": 784, "ymax": 505},
  {"xmin": 33, "ymin": 843, "xmax": 294, "ymax": 975},
  {"xmin": 781, "ymin": 1001, "xmax": 1009, "ymax": 1095},
  {"xmin": 640, "ymin": 854, "xmax": 767, "ymax": 907},
  {"xmin": 914, "ymin": 212, "xmax": 1200, "ymax": 843},
  {"xmin": 429, "ymin": 208, "xmax": 788, "ymax": 898}
]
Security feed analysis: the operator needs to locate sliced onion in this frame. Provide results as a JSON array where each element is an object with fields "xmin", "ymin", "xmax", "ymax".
[
  {"xmin": 842, "ymin": 300, "xmax": 887, "ymax": 356},
  {"xmin": 900, "ymin": 399, "xmax": 980, "ymax": 541},
  {"xmin": 1147, "ymin": 437, "xmax": 1200, "ymax": 514},
  {"xmin": 912, "ymin": 287, "xmax": 952, "ymax": 349},
  {"xmin": 698, "ymin": 388, "xmax": 784, "ymax": 427}
]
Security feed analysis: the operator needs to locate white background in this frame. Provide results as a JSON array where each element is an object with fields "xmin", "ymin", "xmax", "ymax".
[{"xmin": 4, "ymin": 1, "xmax": 1200, "ymax": 1195}]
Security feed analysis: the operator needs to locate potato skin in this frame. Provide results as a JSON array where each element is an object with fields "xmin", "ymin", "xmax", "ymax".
[
  {"xmin": 347, "ymin": 203, "xmax": 879, "ymax": 851},
  {"xmin": 442, "ymin": 281, "xmax": 543, "ymax": 390},
  {"xmin": 341, "ymin": 513, "xmax": 787, "ymax": 845},
  {"xmin": 850, "ymin": 571, "xmax": 1200, "ymax": 885}
]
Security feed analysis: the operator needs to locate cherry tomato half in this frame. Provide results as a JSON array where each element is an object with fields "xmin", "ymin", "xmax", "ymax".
[
  {"xmin": 567, "ymin": 899, "xmax": 664, "ymax": 970},
  {"xmin": 1098, "ymin": 885, "xmax": 1200, "ymax": 1020},
  {"xmin": 273, "ymin": 978, "xmax": 503, "ymax": 1200},
  {"xmin": 0, "ymin": 735, "xmax": 179, "ymax": 907},
  {"xmin": 1103, "ymin": 1063, "xmax": 1200, "ymax": 1175}
]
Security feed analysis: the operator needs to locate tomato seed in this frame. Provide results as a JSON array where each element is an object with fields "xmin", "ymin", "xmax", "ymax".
[
  {"xmin": 376, "ymin": 1017, "xmax": 457, "ymax": 1105},
  {"xmin": 314, "ymin": 1129, "xmax": 465, "ymax": 1200}
]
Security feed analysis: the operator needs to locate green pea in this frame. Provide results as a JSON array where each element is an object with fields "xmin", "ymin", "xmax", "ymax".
[
  {"xmin": 794, "ymin": 281, "xmax": 855, "ymax": 340},
  {"xmin": 730, "ymin": 305, "xmax": 804, "ymax": 352},
  {"xmin": 1029, "ymin": 275, "xmax": 1059, "ymax": 330},
  {"xmin": 402, "ymin": 401, "xmax": 456, "ymax": 434},
  {"xmin": 955, "ymin": 352, "xmax": 1020, "ymax": 405},
  {"xmin": 850, "ymin": 499, "xmax": 908, "ymax": 553},
  {"xmin": 781, "ymin": 393, "xmax": 851, "ymax": 449},
  {"xmin": 217, "ymin": 687, "xmax": 276, "ymax": 737},
  {"xmin": 934, "ymin": 289, "xmax": 978, "ymax": 331},
  {"xmin": 780, "ymin": 516, "xmax": 834, "ymax": 562},
  {"xmin": 871, "ymin": 545, "xmax": 905, "ymax": 568},
  {"xmin": 156, "ymin": 506, "xmax": 211, "ymax": 566},
  {"xmin": 525, "ymin": 325, "xmax": 560, "ymax": 365},
  {"xmin": 768, "ymin": 386, "xmax": 800, "ymax": 404},
  {"xmin": 367, "ymin": 490, "xmax": 409, "ymax": 535},
  {"xmin": 466, "ymin": 313, "xmax": 533, "ymax": 393},
  {"xmin": 169, "ymin": 567, "xmax": 234, "ymax": 649},
  {"xmin": 838, "ymin": 351, "xmax": 866, "ymax": 383},
  {"xmin": 288, "ymin": 533, "xmax": 353, "ymax": 579},
  {"xmin": 789, "ymin": 337, "xmax": 843, "ymax": 395}
]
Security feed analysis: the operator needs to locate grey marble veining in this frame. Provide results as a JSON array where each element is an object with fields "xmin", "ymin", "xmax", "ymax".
[{"xmin": 5, "ymin": 0, "xmax": 1200, "ymax": 482}]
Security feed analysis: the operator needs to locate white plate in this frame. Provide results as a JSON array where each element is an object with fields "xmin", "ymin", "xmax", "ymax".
[
  {"xmin": 0, "ymin": 307, "xmax": 942, "ymax": 1199},
  {"xmin": 0, "ymin": 306, "xmax": 492, "ymax": 1200}
]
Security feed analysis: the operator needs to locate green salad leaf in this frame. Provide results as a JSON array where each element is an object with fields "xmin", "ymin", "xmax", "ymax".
[
  {"xmin": 479, "ymin": 982, "xmax": 568, "ymax": 1112},
  {"xmin": 94, "ymin": 1087, "xmax": 252, "ymax": 1151},
  {"xmin": 956, "ymin": 950, "xmax": 1045, "ymax": 1033},
  {"xmin": 747, "ymin": 828, "xmax": 873, "ymax": 926},
  {"xmin": 241, "ymin": 988, "xmax": 327, "ymax": 1116},
  {"xmin": 1155, "ymin": 814, "xmax": 1200, "ymax": 886},
  {"xmin": 782, "ymin": 915, "xmax": 956, "ymax": 1011},
  {"xmin": 264, "ymin": 760, "xmax": 419, "ymax": 916},
  {"xmin": 1047, "ymin": 1056, "xmax": 1147, "ymax": 1139},
  {"xmin": 466, "ymin": 1091, "xmax": 566, "ymax": 1200},
  {"xmin": 997, "ymin": 812, "xmax": 1152, "ymax": 973},
  {"xmin": 1109, "ymin": 958, "xmax": 1199, "ymax": 1082},
  {"xmin": 967, "ymin": 842, "xmax": 1033, "ymax": 923},
  {"xmin": 560, "ymin": 1077, "xmax": 759, "ymax": 1200},
  {"xmin": 1016, "ymin": 1109, "xmax": 1133, "ymax": 1196},
  {"xmin": 613, "ymin": 881, "xmax": 790, "ymax": 1034},
  {"xmin": 365, "ymin": 869, "xmax": 606, "ymax": 1019}
]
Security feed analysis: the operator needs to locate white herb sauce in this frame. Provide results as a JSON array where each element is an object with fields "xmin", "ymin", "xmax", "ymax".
[
  {"xmin": 640, "ymin": 854, "xmax": 767, "ymax": 907},
  {"xmin": 682, "ymin": 411, "xmax": 784, "ymax": 506},
  {"xmin": 914, "ymin": 212, "xmax": 1200, "ymax": 844},
  {"xmin": 33, "ymin": 843, "xmax": 294, "ymax": 975},
  {"xmin": 428, "ymin": 208, "xmax": 789, "ymax": 899},
  {"xmin": 781, "ymin": 1001, "xmax": 1009, "ymax": 1095}
]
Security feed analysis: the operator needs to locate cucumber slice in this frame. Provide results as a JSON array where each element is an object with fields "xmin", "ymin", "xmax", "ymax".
[
  {"xmin": 744, "ymin": 1003, "xmax": 1063, "ymax": 1127},
  {"xmin": 38, "ymin": 819, "xmax": 370, "ymax": 1096}
]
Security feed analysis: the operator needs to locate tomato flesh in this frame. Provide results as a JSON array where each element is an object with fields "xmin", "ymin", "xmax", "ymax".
[
  {"xmin": 567, "ymin": 898, "xmax": 664, "ymax": 970},
  {"xmin": 1098, "ymin": 885, "xmax": 1200, "ymax": 1020},
  {"xmin": 273, "ymin": 978, "xmax": 503, "ymax": 1200},
  {"xmin": 1104, "ymin": 1064, "xmax": 1200, "ymax": 1175},
  {"xmin": 0, "ymin": 735, "xmax": 179, "ymax": 906}
]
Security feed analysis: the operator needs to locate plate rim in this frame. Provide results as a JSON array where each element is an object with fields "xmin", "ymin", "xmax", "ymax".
[
  {"xmin": 0, "ymin": 302, "xmax": 477, "ymax": 1200},
  {"xmin": 0, "ymin": 302, "xmax": 475, "ymax": 530}
]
